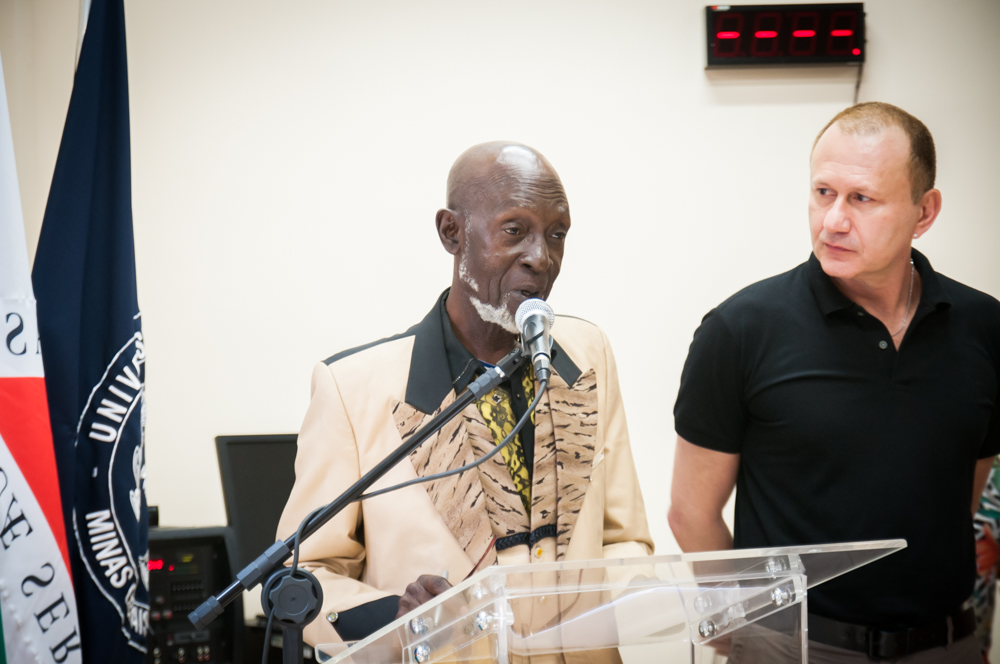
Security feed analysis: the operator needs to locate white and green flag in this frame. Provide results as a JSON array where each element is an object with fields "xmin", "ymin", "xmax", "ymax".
[{"xmin": 0, "ymin": 49, "xmax": 81, "ymax": 664}]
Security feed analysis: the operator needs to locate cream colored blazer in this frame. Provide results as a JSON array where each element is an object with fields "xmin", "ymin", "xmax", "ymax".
[{"xmin": 276, "ymin": 298, "xmax": 653, "ymax": 650}]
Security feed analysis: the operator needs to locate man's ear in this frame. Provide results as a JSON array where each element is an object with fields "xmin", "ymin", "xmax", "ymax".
[
  {"xmin": 913, "ymin": 188, "xmax": 942, "ymax": 238},
  {"xmin": 436, "ymin": 208, "xmax": 462, "ymax": 256}
]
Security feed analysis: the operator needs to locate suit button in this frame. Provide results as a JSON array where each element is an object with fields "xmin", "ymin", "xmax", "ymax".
[{"xmin": 534, "ymin": 546, "xmax": 543, "ymax": 558}]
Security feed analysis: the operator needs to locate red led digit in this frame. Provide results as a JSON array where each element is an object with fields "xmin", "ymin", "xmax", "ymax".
[
  {"xmin": 789, "ymin": 12, "xmax": 819, "ymax": 57},
  {"xmin": 750, "ymin": 11, "xmax": 781, "ymax": 57},
  {"xmin": 827, "ymin": 10, "xmax": 857, "ymax": 55},
  {"xmin": 712, "ymin": 12, "xmax": 744, "ymax": 58},
  {"xmin": 852, "ymin": 48, "xmax": 861, "ymax": 55}
]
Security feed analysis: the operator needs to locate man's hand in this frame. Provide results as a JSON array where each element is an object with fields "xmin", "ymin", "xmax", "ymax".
[{"xmin": 395, "ymin": 575, "xmax": 453, "ymax": 619}]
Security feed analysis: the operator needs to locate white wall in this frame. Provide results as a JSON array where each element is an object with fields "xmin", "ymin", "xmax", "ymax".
[
  {"xmin": 3, "ymin": 0, "xmax": 999, "ymax": 563},
  {"xmin": 0, "ymin": 0, "xmax": 75, "ymax": 247}
]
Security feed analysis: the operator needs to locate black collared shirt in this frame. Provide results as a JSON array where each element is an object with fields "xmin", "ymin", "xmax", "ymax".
[
  {"xmin": 439, "ymin": 292, "xmax": 537, "ymax": 480},
  {"xmin": 674, "ymin": 250, "xmax": 1000, "ymax": 628}
]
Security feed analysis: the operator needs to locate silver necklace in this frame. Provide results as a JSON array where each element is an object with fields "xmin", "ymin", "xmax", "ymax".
[{"xmin": 890, "ymin": 259, "xmax": 915, "ymax": 337}]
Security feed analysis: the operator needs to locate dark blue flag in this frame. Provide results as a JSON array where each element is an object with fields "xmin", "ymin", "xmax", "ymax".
[{"xmin": 32, "ymin": 0, "xmax": 149, "ymax": 661}]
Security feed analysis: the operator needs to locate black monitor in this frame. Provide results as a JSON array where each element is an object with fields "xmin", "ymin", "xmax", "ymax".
[{"xmin": 215, "ymin": 434, "xmax": 298, "ymax": 572}]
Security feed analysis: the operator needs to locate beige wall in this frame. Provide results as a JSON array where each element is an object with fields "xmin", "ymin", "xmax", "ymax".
[
  {"xmin": 2, "ymin": 0, "xmax": 999, "ymax": 563},
  {"xmin": 0, "ymin": 0, "xmax": 76, "ymax": 255}
]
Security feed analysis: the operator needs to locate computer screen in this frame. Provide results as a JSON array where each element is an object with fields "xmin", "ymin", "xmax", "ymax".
[{"xmin": 215, "ymin": 434, "xmax": 298, "ymax": 572}]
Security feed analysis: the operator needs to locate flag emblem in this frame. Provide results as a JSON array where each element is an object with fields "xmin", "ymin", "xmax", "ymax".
[{"xmin": 74, "ymin": 329, "xmax": 149, "ymax": 644}]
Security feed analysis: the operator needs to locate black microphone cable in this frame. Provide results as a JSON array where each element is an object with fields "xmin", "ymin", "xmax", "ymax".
[{"xmin": 357, "ymin": 379, "xmax": 548, "ymax": 501}]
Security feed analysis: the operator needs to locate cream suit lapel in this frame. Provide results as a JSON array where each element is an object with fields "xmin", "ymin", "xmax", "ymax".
[
  {"xmin": 530, "ymin": 376, "xmax": 558, "ymax": 532},
  {"xmin": 393, "ymin": 335, "xmax": 599, "ymax": 562},
  {"xmin": 391, "ymin": 395, "xmax": 497, "ymax": 571},
  {"xmin": 534, "ymin": 365, "xmax": 599, "ymax": 560}
]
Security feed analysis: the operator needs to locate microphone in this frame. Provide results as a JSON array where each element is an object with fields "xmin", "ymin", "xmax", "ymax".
[{"xmin": 515, "ymin": 299, "xmax": 555, "ymax": 382}]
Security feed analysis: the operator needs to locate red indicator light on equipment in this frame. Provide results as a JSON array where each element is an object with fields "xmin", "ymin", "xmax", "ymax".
[
  {"xmin": 792, "ymin": 30, "xmax": 816, "ymax": 38},
  {"xmin": 852, "ymin": 48, "xmax": 861, "ymax": 55},
  {"xmin": 831, "ymin": 29, "xmax": 853, "ymax": 37},
  {"xmin": 754, "ymin": 30, "xmax": 777, "ymax": 38},
  {"xmin": 148, "ymin": 559, "xmax": 164, "ymax": 571},
  {"xmin": 168, "ymin": 565, "xmax": 174, "ymax": 571},
  {"xmin": 717, "ymin": 31, "xmax": 740, "ymax": 39}
]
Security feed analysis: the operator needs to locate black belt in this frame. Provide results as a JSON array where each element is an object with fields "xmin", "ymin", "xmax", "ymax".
[{"xmin": 808, "ymin": 608, "xmax": 976, "ymax": 660}]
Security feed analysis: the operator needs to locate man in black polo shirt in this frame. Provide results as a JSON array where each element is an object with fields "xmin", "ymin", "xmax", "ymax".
[{"xmin": 670, "ymin": 102, "xmax": 1000, "ymax": 662}]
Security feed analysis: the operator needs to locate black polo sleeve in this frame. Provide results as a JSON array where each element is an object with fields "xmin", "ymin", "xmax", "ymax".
[
  {"xmin": 673, "ymin": 309, "xmax": 746, "ymax": 454},
  {"xmin": 982, "ymin": 367, "xmax": 1000, "ymax": 458},
  {"xmin": 984, "ymin": 412, "xmax": 1000, "ymax": 458},
  {"xmin": 979, "ymin": 310, "xmax": 1000, "ymax": 459}
]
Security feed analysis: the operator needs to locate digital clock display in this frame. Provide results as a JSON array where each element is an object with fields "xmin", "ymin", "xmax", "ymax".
[{"xmin": 706, "ymin": 3, "xmax": 865, "ymax": 67}]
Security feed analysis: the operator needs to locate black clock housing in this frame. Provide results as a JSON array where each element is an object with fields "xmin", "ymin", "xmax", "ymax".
[{"xmin": 706, "ymin": 3, "xmax": 865, "ymax": 67}]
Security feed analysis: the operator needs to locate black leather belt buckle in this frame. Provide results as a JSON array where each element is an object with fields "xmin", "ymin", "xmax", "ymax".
[
  {"xmin": 867, "ymin": 628, "xmax": 909, "ymax": 660},
  {"xmin": 810, "ymin": 607, "xmax": 974, "ymax": 660}
]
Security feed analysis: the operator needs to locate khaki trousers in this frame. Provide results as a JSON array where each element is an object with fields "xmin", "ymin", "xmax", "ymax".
[{"xmin": 728, "ymin": 623, "xmax": 981, "ymax": 664}]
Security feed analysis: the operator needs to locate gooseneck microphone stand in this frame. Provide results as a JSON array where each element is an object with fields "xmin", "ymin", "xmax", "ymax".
[{"xmin": 189, "ymin": 346, "xmax": 529, "ymax": 664}]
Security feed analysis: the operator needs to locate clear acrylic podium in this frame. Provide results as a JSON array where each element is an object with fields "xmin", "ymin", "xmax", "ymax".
[{"xmin": 316, "ymin": 539, "xmax": 905, "ymax": 664}]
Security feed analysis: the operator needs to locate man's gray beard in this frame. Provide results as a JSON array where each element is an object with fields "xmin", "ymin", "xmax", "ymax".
[
  {"xmin": 469, "ymin": 294, "xmax": 519, "ymax": 335},
  {"xmin": 458, "ymin": 253, "xmax": 480, "ymax": 294}
]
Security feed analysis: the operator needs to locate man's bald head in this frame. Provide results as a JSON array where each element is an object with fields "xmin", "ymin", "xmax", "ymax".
[
  {"xmin": 446, "ymin": 142, "xmax": 568, "ymax": 220},
  {"xmin": 435, "ymin": 142, "xmax": 571, "ymax": 350}
]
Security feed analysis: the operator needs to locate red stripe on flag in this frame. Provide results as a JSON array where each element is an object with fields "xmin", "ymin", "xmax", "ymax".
[{"xmin": 0, "ymin": 377, "xmax": 72, "ymax": 576}]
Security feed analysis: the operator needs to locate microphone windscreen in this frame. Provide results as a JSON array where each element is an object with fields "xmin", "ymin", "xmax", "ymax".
[{"xmin": 515, "ymin": 298, "xmax": 556, "ymax": 334}]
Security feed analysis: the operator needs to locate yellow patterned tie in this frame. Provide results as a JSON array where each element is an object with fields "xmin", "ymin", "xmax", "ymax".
[{"xmin": 475, "ymin": 368, "xmax": 536, "ymax": 514}]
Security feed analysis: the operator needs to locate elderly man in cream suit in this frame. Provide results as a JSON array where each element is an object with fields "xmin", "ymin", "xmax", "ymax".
[{"xmin": 277, "ymin": 142, "xmax": 652, "ymax": 654}]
